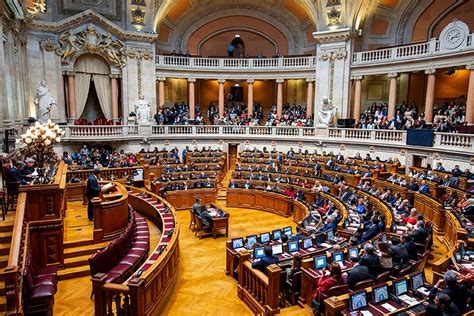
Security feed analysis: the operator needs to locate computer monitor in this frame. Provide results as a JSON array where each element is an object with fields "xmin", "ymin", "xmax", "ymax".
[
  {"xmin": 349, "ymin": 291, "xmax": 368, "ymax": 311},
  {"xmin": 282, "ymin": 226, "xmax": 292, "ymax": 236},
  {"xmin": 348, "ymin": 247, "xmax": 359, "ymax": 259},
  {"xmin": 254, "ymin": 247, "xmax": 265, "ymax": 259},
  {"xmin": 314, "ymin": 256, "xmax": 327, "ymax": 269},
  {"xmin": 394, "ymin": 279, "xmax": 408, "ymax": 296},
  {"xmin": 260, "ymin": 232, "xmax": 270, "ymax": 243},
  {"xmin": 246, "ymin": 235, "xmax": 258, "ymax": 248},
  {"xmin": 332, "ymin": 251, "xmax": 344, "ymax": 263},
  {"xmin": 272, "ymin": 229, "xmax": 282, "ymax": 241},
  {"xmin": 411, "ymin": 272, "xmax": 424, "ymax": 290},
  {"xmin": 326, "ymin": 230, "xmax": 334, "ymax": 240},
  {"xmin": 232, "ymin": 238, "xmax": 244, "ymax": 249},
  {"xmin": 288, "ymin": 241, "xmax": 299, "ymax": 253},
  {"xmin": 302, "ymin": 237, "xmax": 313, "ymax": 249},
  {"xmin": 315, "ymin": 233, "xmax": 326, "ymax": 244},
  {"xmin": 271, "ymin": 243, "xmax": 283, "ymax": 256},
  {"xmin": 373, "ymin": 285, "xmax": 389, "ymax": 304}
]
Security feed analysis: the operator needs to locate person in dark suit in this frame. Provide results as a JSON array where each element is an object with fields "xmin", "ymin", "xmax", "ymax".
[
  {"xmin": 85, "ymin": 169, "xmax": 102, "ymax": 221},
  {"xmin": 8, "ymin": 162, "xmax": 32, "ymax": 184},
  {"xmin": 426, "ymin": 292, "xmax": 460, "ymax": 316},
  {"xmin": 410, "ymin": 220, "xmax": 428, "ymax": 244},
  {"xmin": 428, "ymin": 270, "xmax": 471, "ymax": 314},
  {"xmin": 360, "ymin": 217, "xmax": 381, "ymax": 242},
  {"xmin": 195, "ymin": 204, "xmax": 213, "ymax": 231},
  {"xmin": 252, "ymin": 246, "xmax": 278, "ymax": 275},
  {"xmin": 401, "ymin": 234, "xmax": 418, "ymax": 260},
  {"xmin": 418, "ymin": 180, "xmax": 430, "ymax": 194},
  {"xmin": 344, "ymin": 256, "xmax": 370, "ymax": 290},
  {"xmin": 359, "ymin": 243, "xmax": 381, "ymax": 278},
  {"xmin": 390, "ymin": 237, "xmax": 409, "ymax": 268}
]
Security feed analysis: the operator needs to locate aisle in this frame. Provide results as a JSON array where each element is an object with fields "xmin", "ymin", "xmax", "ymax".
[{"xmin": 161, "ymin": 201, "xmax": 312, "ymax": 316}]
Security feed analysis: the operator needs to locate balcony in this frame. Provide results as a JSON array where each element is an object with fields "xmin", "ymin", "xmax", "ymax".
[
  {"xmin": 61, "ymin": 125, "xmax": 473, "ymax": 154},
  {"xmin": 155, "ymin": 55, "xmax": 317, "ymax": 79},
  {"xmin": 351, "ymin": 34, "xmax": 474, "ymax": 75}
]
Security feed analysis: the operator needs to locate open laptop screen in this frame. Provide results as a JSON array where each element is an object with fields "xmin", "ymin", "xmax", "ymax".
[
  {"xmin": 373, "ymin": 285, "xmax": 389, "ymax": 303},
  {"xmin": 349, "ymin": 291, "xmax": 368, "ymax": 311},
  {"xmin": 232, "ymin": 238, "xmax": 244, "ymax": 249}
]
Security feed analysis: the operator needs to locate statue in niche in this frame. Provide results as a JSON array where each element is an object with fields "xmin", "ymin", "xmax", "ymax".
[
  {"xmin": 135, "ymin": 96, "xmax": 151, "ymax": 124},
  {"xmin": 34, "ymin": 81, "xmax": 55, "ymax": 122},
  {"xmin": 318, "ymin": 97, "xmax": 337, "ymax": 125}
]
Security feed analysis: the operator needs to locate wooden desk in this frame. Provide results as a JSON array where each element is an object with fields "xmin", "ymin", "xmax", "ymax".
[
  {"xmin": 226, "ymin": 188, "xmax": 293, "ymax": 217},
  {"xmin": 209, "ymin": 203, "xmax": 229, "ymax": 238},
  {"xmin": 164, "ymin": 188, "xmax": 217, "ymax": 210}
]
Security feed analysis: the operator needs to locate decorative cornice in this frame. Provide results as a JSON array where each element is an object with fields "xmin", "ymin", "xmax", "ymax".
[
  {"xmin": 29, "ymin": 9, "xmax": 157, "ymax": 43},
  {"xmin": 313, "ymin": 28, "xmax": 352, "ymax": 44}
]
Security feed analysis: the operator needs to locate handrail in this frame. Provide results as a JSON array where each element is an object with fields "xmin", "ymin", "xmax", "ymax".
[{"xmin": 7, "ymin": 192, "xmax": 27, "ymax": 266}]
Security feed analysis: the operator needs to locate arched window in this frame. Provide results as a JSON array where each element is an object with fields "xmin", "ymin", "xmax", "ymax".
[{"xmin": 228, "ymin": 37, "xmax": 245, "ymax": 57}]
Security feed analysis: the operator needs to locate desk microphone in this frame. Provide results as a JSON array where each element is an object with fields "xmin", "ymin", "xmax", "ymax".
[{"xmin": 389, "ymin": 294, "xmax": 402, "ymax": 305}]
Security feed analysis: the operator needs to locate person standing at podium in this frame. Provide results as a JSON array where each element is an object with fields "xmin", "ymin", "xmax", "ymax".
[{"xmin": 86, "ymin": 169, "xmax": 102, "ymax": 221}]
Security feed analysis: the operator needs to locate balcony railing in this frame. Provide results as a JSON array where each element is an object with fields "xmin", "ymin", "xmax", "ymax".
[
  {"xmin": 62, "ymin": 125, "xmax": 473, "ymax": 152},
  {"xmin": 352, "ymin": 34, "xmax": 474, "ymax": 66},
  {"xmin": 155, "ymin": 55, "xmax": 317, "ymax": 71}
]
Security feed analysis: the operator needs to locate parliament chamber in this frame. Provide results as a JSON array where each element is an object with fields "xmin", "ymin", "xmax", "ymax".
[{"xmin": 1, "ymin": 0, "xmax": 474, "ymax": 315}]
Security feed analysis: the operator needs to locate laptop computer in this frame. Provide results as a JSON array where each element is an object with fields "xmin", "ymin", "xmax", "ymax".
[
  {"xmin": 373, "ymin": 284, "xmax": 389, "ymax": 304},
  {"xmin": 271, "ymin": 243, "xmax": 283, "ymax": 256},
  {"xmin": 348, "ymin": 247, "xmax": 359, "ymax": 259},
  {"xmin": 232, "ymin": 237, "xmax": 244, "ymax": 251},
  {"xmin": 332, "ymin": 251, "xmax": 345, "ymax": 268},
  {"xmin": 410, "ymin": 272, "xmax": 430, "ymax": 296},
  {"xmin": 313, "ymin": 255, "xmax": 327, "ymax": 270},
  {"xmin": 245, "ymin": 235, "xmax": 258, "ymax": 249},
  {"xmin": 254, "ymin": 247, "xmax": 265, "ymax": 259},
  {"xmin": 349, "ymin": 290, "xmax": 368, "ymax": 311},
  {"xmin": 282, "ymin": 226, "xmax": 292, "ymax": 236},
  {"xmin": 260, "ymin": 232, "xmax": 270, "ymax": 244},
  {"xmin": 302, "ymin": 237, "xmax": 316, "ymax": 252},
  {"xmin": 271, "ymin": 229, "xmax": 282, "ymax": 241},
  {"xmin": 287, "ymin": 240, "xmax": 299, "ymax": 253}
]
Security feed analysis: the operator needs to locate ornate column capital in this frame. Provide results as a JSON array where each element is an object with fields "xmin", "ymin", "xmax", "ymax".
[
  {"xmin": 247, "ymin": 79, "xmax": 255, "ymax": 85},
  {"xmin": 466, "ymin": 64, "xmax": 474, "ymax": 71},
  {"xmin": 276, "ymin": 79, "xmax": 285, "ymax": 84},
  {"xmin": 157, "ymin": 77, "xmax": 167, "ymax": 82},
  {"xmin": 306, "ymin": 78, "xmax": 315, "ymax": 83},
  {"xmin": 387, "ymin": 73, "xmax": 398, "ymax": 78},
  {"xmin": 188, "ymin": 78, "xmax": 196, "ymax": 83},
  {"xmin": 351, "ymin": 75, "xmax": 364, "ymax": 81},
  {"xmin": 217, "ymin": 79, "xmax": 226, "ymax": 84},
  {"xmin": 66, "ymin": 71, "xmax": 76, "ymax": 77},
  {"xmin": 425, "ymin": 69, "xmax": 436, "ymax": 75},
  {"xmin": 109, "ymin": 74, "xmax": 120, "ymax": 79}
]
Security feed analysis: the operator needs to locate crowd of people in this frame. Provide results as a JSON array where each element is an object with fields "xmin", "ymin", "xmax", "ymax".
[{"xmin": 357, "ymin": 101, "xmax": 467, "ymax": 132}]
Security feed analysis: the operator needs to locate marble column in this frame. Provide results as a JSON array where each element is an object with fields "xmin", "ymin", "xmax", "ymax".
[
  {"xmin": 306, "ymin": 78, "xmax": 314, "ymax": 118},
  {"xmin": 188, "ymin": 78, "xmax": 196, "ymax": 120},
  {"xmin": 247, "ymin": 79, "xmax": 254, "ymax": 117},
  {"xmin": 387, "ymin": 73, "xmax": 398, "ymax": 120},
  {"xmin": 110, "ymin": 75, "xmax": 119, "ymax": 121},
  {"xmin": 352, "ymin": 75, "xmax": 363, "ymax": 121},
  {"xmin": 66, "ymin": 72, "xmax": 77, "ymax": 120},
  {"xmin": 424, "ymin": 69, "xmax": 437, "ymax": 124},
  {"xmin": 276, "ymin": 79, "xmax": 284, "ymax": 118},
  {"xmin": 157, "ymin": 77, "xmax": 166, "ymax": 107},
  {"xmin": 218, "ymin": 79, "xmax": 226, "ymax": 118},
  {"xmin": 465, "ymin": 65, "xmax": 474, "ymax": 125}
]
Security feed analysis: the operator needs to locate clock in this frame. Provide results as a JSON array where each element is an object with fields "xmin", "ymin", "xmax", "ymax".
[
  {"xmin": 443, "ymin": 28, "xmax": 464, "ymax": 49},
  {"xmin": 439, "ymin": 20, "xmax": 469, "ymax": 52}
]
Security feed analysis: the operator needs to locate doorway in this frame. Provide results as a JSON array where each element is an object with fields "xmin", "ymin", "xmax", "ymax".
[
  {"xmin": 228, "ymin": 143, "xmax": 239, "ymax": 169},
  {"xmin": 230, "ymin": 37, "xmax": 245, "ymax": 58}
]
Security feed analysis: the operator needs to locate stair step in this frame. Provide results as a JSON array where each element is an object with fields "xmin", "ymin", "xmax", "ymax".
[
  {"xmin": 64, "ymin": 238, "xmax": 95, "ymax": 249},
  {"xmin": 0, "ymin": 224, "xmax": 14, "ymax": 233},
  {"xmin": 58, "ymin": 265, "xmax": 90, "ymax": 280},
  {"xmin": 64, "ymin": 254, "xmax": 92, "ymax": 269},
  {"xmin": 64, "ymin": 242, "xmax": 108, "ymax": 259},
  {"xmin": 0, "ymin": 254, "xmax": 9, "ymax": 269},
  {"xmin": 0, "ymin": 244, "xmax": 10, "ymax": 256},
  {"xmin": 0, "ymin": 231, "xmax": 12, "ymax": 244}
]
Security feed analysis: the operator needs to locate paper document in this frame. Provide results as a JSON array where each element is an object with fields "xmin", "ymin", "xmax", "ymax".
[
  {"xmin": 360, "ymin": 311, "xmax": 373, "ymax": 316},
  {"xmin": 381, "ymin": 303, "xmax": 397, "ymax": 312}
]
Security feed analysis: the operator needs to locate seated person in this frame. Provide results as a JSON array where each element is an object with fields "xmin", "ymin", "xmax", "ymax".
[
  {"xmin": 359, "ymin": 243, "xmax": 381, "ymax": 278},
  {"xmin": 343, "ymin": 255, "xmax": 369, "ymax": 290},
  {"xmin": 252, "ymin": 246, "xmax": 278, "ymax": 275},
  {"xmin": 8, "ymin": 161, "xmax": 32, "ymax": 184},
  {"xmin": 285, "ymin": 253, "xmax": 302, "ymax": 286},
  {"xmin": 410, "ymin": 220, "xmax": 428, "ymax": 244},
  {"xmin": 401, "ymin": 234, "xmax": 418, "ymax": 260},
  {"xmin": 360, "ymin": 217, "xmax": 381, "ymax": 242},
  {"xmin": 426, "ymin": 293, "xmax": 460, "ymax": 316},
  {"xmin": 23, "ymin": 158, "xmax": 36, "ymax": 175},
  {"xmin": 390, "ymin": 237, "xmax": 409, "ymax": 268},
  {"xmin": 312, "ymin": 263, "xmax": 343, "ymax": 311},
  {"xmin": 228, "ymin": 180, "xmax": 238, "ymax": 188},
  {"xmin": 428, "ymin": 270, "xmax": 471, "ymax": 314},
  {"xmin": 195, "ymin": 205, "xmax": 213, "ymax": 231},
  {"xmin": 418, "ymin": 180, "xmax": 430, "ymax": 194}
]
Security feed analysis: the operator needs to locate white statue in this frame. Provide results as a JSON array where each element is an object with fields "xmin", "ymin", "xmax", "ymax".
[
  {"xmin": 34, "ymin": 80, "xmax": 55, "ymax": 122},
  {"xmin": 135, "ymin": 95, "xmax": 151, "ymax": 124},
  {"xmin": 318, "ymin": 97, "xmax": 337, "ymax": 125}
]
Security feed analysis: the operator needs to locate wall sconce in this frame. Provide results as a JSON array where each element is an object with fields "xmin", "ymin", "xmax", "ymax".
[
  {"xmin": 131, "ymin": 7, "xmax": 146, "ymax": 26},
  {"xmin": 327, "ymin": 7, "xmax": 341, "ymax": 28}
]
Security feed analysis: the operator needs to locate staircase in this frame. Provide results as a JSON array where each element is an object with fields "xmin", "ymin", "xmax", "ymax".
[
  {"xmin": 0, "ymin": 219, "xmax": 14, "ymax": 312},
  {"xmin": 216, "ymin": 169, "xmax": 233, "ymax": 202},
  {"xmin": 58, "ymin": 239, "xmax": 109, "ymax": 280}
]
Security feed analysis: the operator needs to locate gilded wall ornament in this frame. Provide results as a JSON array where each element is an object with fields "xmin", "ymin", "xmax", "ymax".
[{"xmin": 53, "ymin": 24, "xmax": 127, "ymax": 67}]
